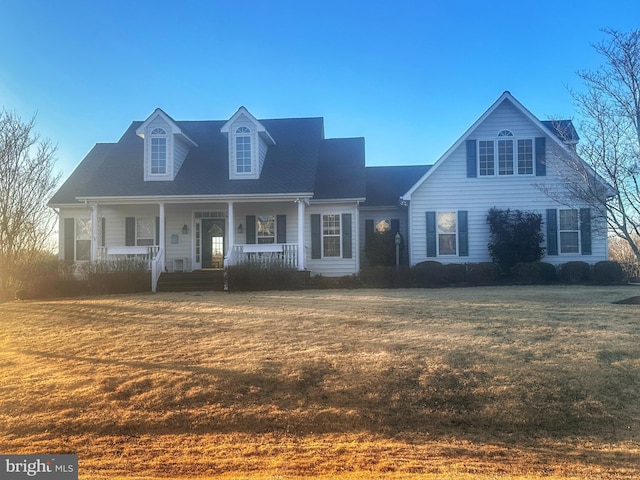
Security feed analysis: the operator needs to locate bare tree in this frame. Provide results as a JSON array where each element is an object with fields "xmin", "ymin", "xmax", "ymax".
[
  {"xmin": 560, "ymin": 29, "xmax": 640, "ymax": 265},
  {"xmin": 0, "ymin": 109, "xmax": 60, "ymax": 299}
]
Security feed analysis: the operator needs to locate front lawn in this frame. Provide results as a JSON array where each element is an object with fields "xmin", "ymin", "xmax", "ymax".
[{"xmin": 0, "ymin": 286, "xmax": 639, "ymax": 479}]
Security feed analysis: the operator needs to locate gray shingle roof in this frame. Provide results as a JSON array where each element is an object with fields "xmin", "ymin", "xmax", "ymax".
[
  {"xmin": 50, "ymin": 116, "xmax": 366, "ymax": 205},
  {"xmin": 363, "ymin": 165, "xmax": 431, "ymax": 207}
]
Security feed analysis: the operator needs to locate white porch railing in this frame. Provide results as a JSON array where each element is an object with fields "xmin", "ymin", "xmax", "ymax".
[
  {"xmin": 97, "ymin": 246, "xmax": 160, "ymax": 269},
  {"xmin": 230, "ymin": 243, "xmax": 298, "ymax": 268},
  {"xmin": 151, "ymin": 247, "xmax": 164, "ymax": 293}
]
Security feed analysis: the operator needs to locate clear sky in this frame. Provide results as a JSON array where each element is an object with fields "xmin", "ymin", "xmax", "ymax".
[{"xmin": 2, "ymin": 0, "xmax": 640, "ymax": 181}]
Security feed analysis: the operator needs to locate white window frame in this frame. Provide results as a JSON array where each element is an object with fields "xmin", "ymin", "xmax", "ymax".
[
  {"xmin": 150, "ymin": 128, "xmax": 167, "ymax": 175},
  {"xmin": 257, "ymin": 215, "xmax": 276, "ymax": 244},
  {"xmin": 478, "ymin": 131, "xmax": 535, "ymax": 177},
  {"xmin": 437, "ymin": 211, "xmax": 457, "ymax": 256},
  {"xmin": 235, "ymin": 126, "xmax": 252, "ymax": 175},
  {"xmin": 559, "ymin": 209, "xmax": 580, "ymax": 254},
  {"xmin": 136, "ymin": 217, "xmax": 155, "ymax": 246},
  {"xmin": 322, "ymin": 214, "xmax": 341, "ymax": 258},
  {"xmin": 75, "ymin": 218, "xmax": 92, "ymax": 261}
]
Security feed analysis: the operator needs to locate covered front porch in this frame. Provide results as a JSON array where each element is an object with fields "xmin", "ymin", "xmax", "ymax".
[{"xmin": 85, "ymin": 197, "xmax": 309, "ymax": 291}]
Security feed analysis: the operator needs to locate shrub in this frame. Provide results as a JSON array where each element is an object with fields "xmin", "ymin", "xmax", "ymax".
[
  {"xmin": 411, "ymin": 261, "xmax": 444, "ymax": 287},
  {"xmin": 510, "ymin": 262, "xmax": 557, "ymax": 284},
  {"xmin": 487, "ymin": 208, "xmax": 545, "ymax": 273},
  {"xmin": 592, "ymin": 261, "xmax": 625, "ymax": 284},
  {"xmin": 226, "ymin": 265, "xmax": 302, "ymax": 291},
  {"xmin": 365, "ymin": 231, "xmax": 405, "ymax": 267},
  {"xmin": 441, "ymin": 263, "xmax": 467, "ymax": 285},
  {"xmin": 359, "ymin": 266, "xmax": 411, "ymax": 288},
  {"xmin": 559, "ymin": 261, "xmax": 592, "ymax": 284},
  {"xmin": 466, "ymin": 262, "xmax": 498, "ymax": 286}
]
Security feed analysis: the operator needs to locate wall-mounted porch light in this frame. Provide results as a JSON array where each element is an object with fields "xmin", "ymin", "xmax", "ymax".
[
  {"xmin": 237, "ymin": 223, "xmax": 244, "ymax": 234},
  {"xmin": 182, "ymin": 224, "xmax": 189, "ymax": 234}
]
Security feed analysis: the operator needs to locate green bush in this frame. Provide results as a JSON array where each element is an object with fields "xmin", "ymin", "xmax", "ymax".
[
  {"xmin": 441, "ymin": 263, "xmax": 467, "ymax": 285},
  {"xmin": 510, "ymin": 262, "xmax": 557, "ymax": 284},
  {"xmin": 226, "ymin": 265, "xmax": 302, "ymax": 291},
  {"xmin": 411, "ymin": 261, "xmax": 444, "ymax": 287},
  {"xmin": 559, "ymin": 261, "xmax": 592, "ymax": 284},
  {"xmin": 359, "ymin": 266, "xmax": 411, "ymax": 288},
  {"xmin": 592, "ymin": 261, "xmax": 625, "ymax": 284},
  {"xmin": 487, "ymin": 208, "xmax": 545, "ymax": 273},
  {"xmin": 466, "ymin": 262, "xmax": 498, "ymax": 286}
]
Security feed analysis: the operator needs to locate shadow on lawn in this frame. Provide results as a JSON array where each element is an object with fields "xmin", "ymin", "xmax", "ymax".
[{"xmin": 20, "ymin": 348, "xmax": 635, "ymax": 444}]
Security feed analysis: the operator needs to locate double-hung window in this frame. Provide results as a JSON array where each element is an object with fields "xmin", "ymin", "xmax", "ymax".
[
  {"xmin": 150, "ymin": 128, "xmax": 167, "ymax": 175},
  {"xmin": 478, "ymin": 140, "xmax": 494, "ymax": 176},
  {"xmin": 136, "ymin": 218, "xmax": 155, "ymax": 246},
  {"xmin": 322, "ymin": 214, "xmax": 341, "ymax": 257},
  {"xmin": 75, "ymin": 218, "xmax": 92, "ymax": 261},
  {"xmin": 437, "ymin": 212, "xmax": 457, "ymax": 255},
  {"xmin": 257, "ymin": 215, "xmax": 276, "ymax": 244},
  {"xmin": 235, "ymin": 126, "xmax": 252, "ymax": 174},
  {"xmin": 517, "ymin": 139, "xmax": 533, "ymax": 174},
  {"xmin": 559, "ymin": 209, "xmax": 579, "ymax": 253}
]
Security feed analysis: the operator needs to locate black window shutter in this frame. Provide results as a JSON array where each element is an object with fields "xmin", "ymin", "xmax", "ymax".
[
  {"xmin": 125, "ymin": 217, "xmax": 135, "ymax": 246},
  {"xmin": 246, "ymin": 215, "xmax": 256, "ymax": 244},
  {"xmin": 342, "ymin": 213, "xmax": 352, "ymax": 259},
  {"xmin": 580, "ymin": 208, "xmax": 592, "ymax": 255},
  {"xmin": 311, "ymin": 214, "xmax": 321, "ymax": 259},
  {"xmin": 546, "ymin": 209, "xmax": 558, "ymax": 255},
  {"xmin": 101, "ymin": 217, "xmax": 106, "ymax": 247},
  {"xmin": 458, "ymin": 211, "xmax": 469, "ymax": 257},
  {"xmin": 535, "ymin": 137, "xmax": 546, "ymax": 176},
  {"xmin": 466, "ymin": 139, "xmax": 477, "ymax": 178},
  {"xmin": 155, "ymin": 217, "xmax": 160, "ymax": 246},
  {"xmin": 391, "ymin": 219, "xmax": 400, "ymax": 235},
  {"xmin": 365, "ymin": 219, "xmax": 374, "ymax": 244},
  {"xmin": 64, "ymin": 218, "xmax": 75, "ymax": 261},
  {"xmin": 426, "ymin": 211, "xmax": 437, "ymax": 257},
  {"xmin": 276, "ymin": 215, "xmax": 286, "ymax": 243}
]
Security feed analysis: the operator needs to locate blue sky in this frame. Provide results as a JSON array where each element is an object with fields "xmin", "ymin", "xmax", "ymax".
[{"xmin": 2, "ymin": 0, "xmax": 640, "ymax": 180}]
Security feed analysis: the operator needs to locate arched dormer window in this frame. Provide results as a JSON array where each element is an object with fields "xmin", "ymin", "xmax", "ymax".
[
  {"xmin": 235, "ymin": 126, "xmax": 252, "ymax": 174},
  {"xmin": 150, "ymin": 128, "xmax": 167, "ymax": 175}
]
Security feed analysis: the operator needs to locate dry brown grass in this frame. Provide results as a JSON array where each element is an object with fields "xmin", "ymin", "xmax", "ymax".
[{"xmin": 1, "ymin": 286, "xmax": 639, "ymax": 479}]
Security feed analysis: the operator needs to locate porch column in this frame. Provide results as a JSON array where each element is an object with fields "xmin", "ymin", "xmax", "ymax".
[
  {"xmin": 159, "ymin": 202, "xmax": 165, "ymax": 261},
  {"xmin": 226, "ymin": 202, "xmax": 235, "ymax": 263},
  {"xmin": 297, "ymin": 198, "xmax": 306, "ymax": 270},
  {"xmin": 91, "ymin": 204, "xmax": 99, "ymax": 262}
]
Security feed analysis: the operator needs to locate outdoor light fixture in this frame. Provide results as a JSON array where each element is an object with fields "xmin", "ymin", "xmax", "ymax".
[
  {"xmin": 237, "ymin": 223, "xmax": 244, "ymax": 234},
  {"xmin": 182, "ymin": 224, "xmax": 189, "ymax": 234}
]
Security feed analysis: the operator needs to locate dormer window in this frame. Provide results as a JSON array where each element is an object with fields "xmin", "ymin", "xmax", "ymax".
[
  {"xmin": 235, "ymin": 126, "xmax": 252, "ymax": 174},
  {"xmin": 221, "ymin": 107, "xmax": 275, "ymax": 180},
  {"xmin": 477, "ymin": 129, "xmax": 535, "ymax": 177},
  {"xmin": 150, "ymin": 128, "xmax": 167, "ymax": 175}
]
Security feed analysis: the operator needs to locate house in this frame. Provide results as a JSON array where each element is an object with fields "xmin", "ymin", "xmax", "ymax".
[
  {"xmin": 49, "ymin": 107, "xmax": 366, "ymax": 290},
  {"xmin": 49, "ymin": 92, "xmax": 611, "ymax": 291},
  {"xmin": 401, "ymin": 91, "xmax": 611, "ymax": 266}
]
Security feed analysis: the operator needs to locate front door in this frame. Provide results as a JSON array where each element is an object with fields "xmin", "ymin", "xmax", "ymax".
[{"xmin": 202, "ymin": 219, "xmax": 225, "ymax": 268}]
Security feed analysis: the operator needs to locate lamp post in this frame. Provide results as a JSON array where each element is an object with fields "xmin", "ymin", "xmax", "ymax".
[{"xmin": 395, "ymin": 232, "xmax": 401, "ymax": 271}]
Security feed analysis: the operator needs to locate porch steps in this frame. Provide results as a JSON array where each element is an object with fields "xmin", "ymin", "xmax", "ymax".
[{"xmin": 156, "ymin": 270, "xmax": 225, "ymax": 292}]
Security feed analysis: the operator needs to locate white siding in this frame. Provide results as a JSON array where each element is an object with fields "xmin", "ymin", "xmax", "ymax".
[
  {"xmin": 409, "ymin": 100, "xmax": 607, "ymax": 266},
  {"xmin": 306, "ymin": 203, "xmax": 359, "ymax": 277},
  {"xmin": 173, "ymin": 137, "xmax": 190, "ymax": 178}
]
